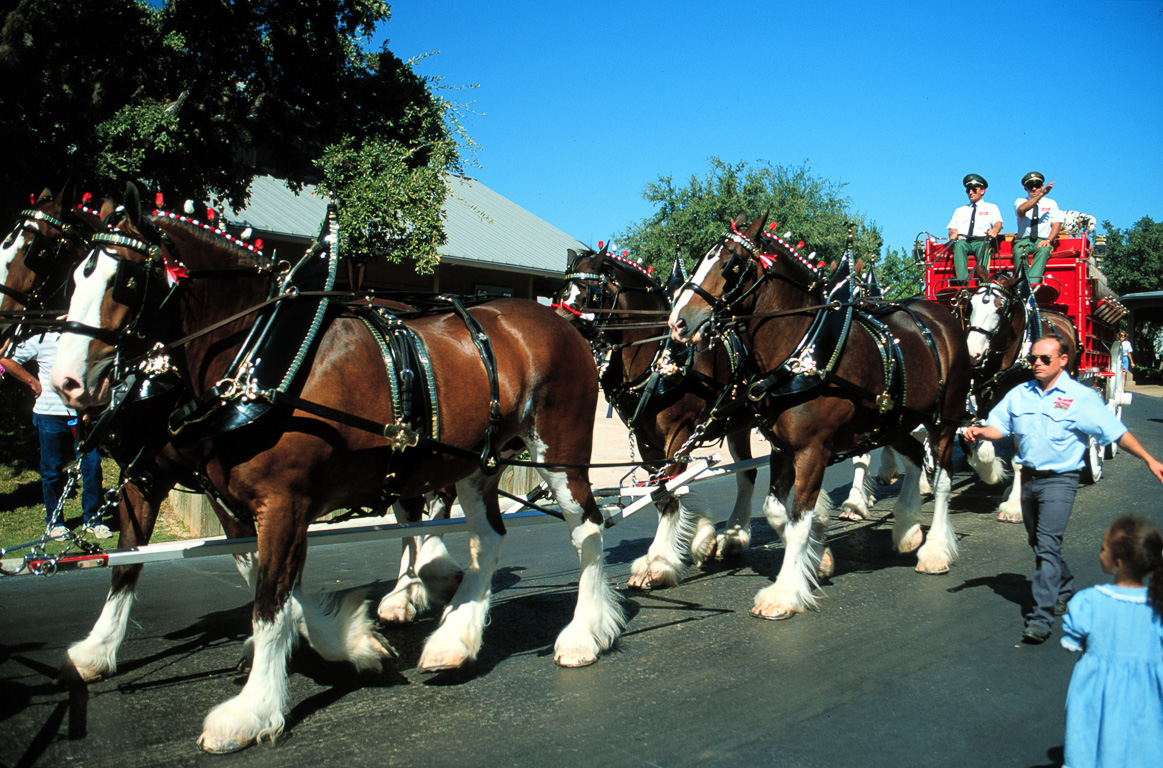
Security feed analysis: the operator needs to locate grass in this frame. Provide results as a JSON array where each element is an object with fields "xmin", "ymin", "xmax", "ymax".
[{"xmin": 0, "ymin": 381, "xmax": 193, "ymax": 559}]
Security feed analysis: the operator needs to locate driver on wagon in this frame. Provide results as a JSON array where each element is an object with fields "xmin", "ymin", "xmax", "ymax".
[{"xmin": 947, "ymin": 174, "xmax": 1003, "ymax": 283}]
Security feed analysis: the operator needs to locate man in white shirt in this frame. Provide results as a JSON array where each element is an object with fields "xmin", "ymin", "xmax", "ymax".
[
  {"xmin": 0, "ymin": 332, "xmax": 108, "ymax": 538},
  {"xmin": 1012, "ymin": 171, "xmax": 1063, "ymax": 283},
  {"xmin": 947, "ymin": 174, "xmax": 1004, "ymax": 282}
]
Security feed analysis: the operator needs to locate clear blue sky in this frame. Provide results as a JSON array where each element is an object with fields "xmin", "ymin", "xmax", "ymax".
[{"xmin": 376, "ymin": 0, "xmax": 1163, "ymax": 256}]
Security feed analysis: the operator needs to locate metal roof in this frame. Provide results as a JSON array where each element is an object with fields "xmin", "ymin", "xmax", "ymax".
[{"xmin": 222, "ymin": 174, "xmax": 586, "ymax": 276}]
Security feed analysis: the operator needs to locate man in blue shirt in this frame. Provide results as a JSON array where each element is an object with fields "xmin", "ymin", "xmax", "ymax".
[{"xmin": 965, "ymin": 335, "xmax": 1163, "ymax": 643}]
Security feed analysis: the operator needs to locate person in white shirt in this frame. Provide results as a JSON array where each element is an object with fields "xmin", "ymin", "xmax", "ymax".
[
  {"xmin": 0, "ymin": 332, "xmax": 108, "ymax": 538},
  {"xmin": 947, "ymin": 174, "xmax": 1004, "ymax": 282},
  {"xmin": 1012, "ymin": 171, "xmax": 1063, "ymax": 283}
]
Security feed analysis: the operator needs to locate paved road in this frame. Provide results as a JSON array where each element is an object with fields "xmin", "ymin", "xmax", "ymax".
[{"xmin": 2, "ymin": 394, "xmax": 1162, "ymax": 768}]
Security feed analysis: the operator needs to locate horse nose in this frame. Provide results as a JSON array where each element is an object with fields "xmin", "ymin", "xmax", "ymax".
[{"xmin": 52, "ymin": 371, "xmax": 87, "ymax": 409}]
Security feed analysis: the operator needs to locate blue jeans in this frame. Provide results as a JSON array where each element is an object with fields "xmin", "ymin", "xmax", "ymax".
[
  {"xmin": 33, "ymin": 413, "xmax": 103, "ymax": 528},
  {"xmin": 1020, "ymin": 470, "xmax": 1080, "ymax": 629}
]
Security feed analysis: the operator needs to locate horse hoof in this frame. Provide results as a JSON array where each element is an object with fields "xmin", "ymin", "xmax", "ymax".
[
  {"xmin": 996, "ymin": 511, "xmax": 1023, "ymax": 524},
  {"xmin": 838, "ymin": 509, "xmax": 865, "ymax": 522},
  {"xmin": 750, "ymin": 606, "xmax": 795, "ymax": 621},
  {"xmin": 818, "ymin": 547, "xmax": 835, "ymax": 579},
  {"xmin": 896, "ymin": 528, "xmax": 924, "ymax": 554},
  {"xmin": 916, "ymin": 561, "xmax": 950, "ymax": 575},
  {"xmin": 198, "ymin": 735, "xmax": 252, "ymax": 755},
  {"xmin": 554, "ymin": 651, "xmax": 599, "ymax": 668}
]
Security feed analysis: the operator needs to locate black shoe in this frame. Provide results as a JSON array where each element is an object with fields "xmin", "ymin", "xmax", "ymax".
[
  {"xmin": 1054, "ymin": 597, "xmax": 1070, "ymax": 616},
  {"xmin": 1021, "ymin": 623, "xmax": 1052, "ymax": 644}
]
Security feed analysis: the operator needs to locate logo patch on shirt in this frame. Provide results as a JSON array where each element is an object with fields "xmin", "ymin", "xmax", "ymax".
[{"xmin": 1054, "ymin": 397, "xmax": 1073, "ymax": 410}]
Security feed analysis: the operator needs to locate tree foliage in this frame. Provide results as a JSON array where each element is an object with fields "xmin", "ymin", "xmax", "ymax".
[
  {"xmin": 1101, "ymin": 216, "xmax": 1163, "ymax": 296},
  {"xmin": 875, "ymin": 245, "xmax": 924, "ymax": 300},
  {"xmin": 0, "ymin": 0, "xmax": 468, "ymax": 269},
  {"xmin": 617, "ymin": 159, "xmax": 883, "ymax": 276}
]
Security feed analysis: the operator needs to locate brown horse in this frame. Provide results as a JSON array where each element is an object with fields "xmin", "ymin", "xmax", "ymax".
[
  {"xmin": 959, "ymin": 262, "xmax": 1080, "ymax": 521},
  {"xmin": 555, "ymin": 247, "xmax": 762, "ymax": 588},
  {"xmin": 52, "ymin": 185, "xmax": 622, "ymax": 753},
  {"xmin": 669, "ymin": 217, "xmax": 971, "ymax": 620},
  {"xmin": 0, "ymin": 192, "xmax": 459, "ymax": 686}
]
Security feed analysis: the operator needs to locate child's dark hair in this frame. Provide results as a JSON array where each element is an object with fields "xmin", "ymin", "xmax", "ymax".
[{"xmin": 1107, "ymin": 515, "xmax": 1163, "ymax": 617}]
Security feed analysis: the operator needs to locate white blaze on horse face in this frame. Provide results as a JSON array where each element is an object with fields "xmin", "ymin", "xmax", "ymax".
[
  {"xmin": 51, "ymin": 249, "xmax": 120, "ymax": 408},
  {"xmin": 562, "ymin": 283, "xmax": 584, "ymax": 310},
  {"xmin": 0, "ymin": 226, "xmax": 31, "ymax": 291},
  {"xmin": 668, "ymin": 247, "xmax": 720, "ymax": 343},
  {"xmin": 966, "ymin": 289, "xmax": 1003, "ymax": 364}
]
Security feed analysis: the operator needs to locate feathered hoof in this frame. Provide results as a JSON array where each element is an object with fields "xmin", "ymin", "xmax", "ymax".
[
  {"xmin": 895, "ymin": 526, "xmax": 924, "ymax": 554},
  {"xmin": 818, "ymin": 547, "xmax": 835, "ymax": 579},
  {"xmin": 838, "ymin": 506, "xmax": 866, "ymax": 522},
  {"xmin": 377, "ymin": 585, "xmax": 423, "ymax": 624},
  {"xmin": 418, "ymin": 644, "xmax": 471, "ymax": 672},
  {"xmin": 198, "ymin": 733, "xmax": 253, "ymax": 755},
  {"xmin": 996, "ymin": 508, "xmax": 1023, "ymax": 524},
  {"xmin": 198, "ymin": 697, "xmax": 279, "ymax": 755},
  {"xmin": 628, "ymin": 555, "xmax": 681, "ymax": 590},
  {"xmin": 750, "ymin": 605, "xmax": 796, "ymax": 621},
  {"xmin": 715, "ymin": 529, "xmax": 750, "ymax": 560},
  {"xmin": 62, "ymin": 654, "xmax": 106, "ymax": 684},
  {"xmin": 690, "ymin": 524, "xmax": 718, "ymax": 567}
]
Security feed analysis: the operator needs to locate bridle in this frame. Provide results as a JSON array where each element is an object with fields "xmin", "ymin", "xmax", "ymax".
[
  {"xmin": 556, "ymin": 254, "xmax": 667, "ymax": 345},
  {"xmin": 964, "ymin": 279, "xmax": 1016, "ymax": 369},
  {"xmin": 0, "ymin": 206, "xmax": 93, "ymax": 308}
]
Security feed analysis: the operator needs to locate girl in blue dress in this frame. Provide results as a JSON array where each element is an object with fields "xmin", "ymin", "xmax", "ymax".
[{"xmin": 1061, "ymin": 514, "xmax": 1163, "ymax": 768}]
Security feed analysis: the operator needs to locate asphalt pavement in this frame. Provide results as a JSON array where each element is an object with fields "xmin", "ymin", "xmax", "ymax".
[{"xmin": 2, "ymin": 391, "xmax": 1162, "ymax": 768}]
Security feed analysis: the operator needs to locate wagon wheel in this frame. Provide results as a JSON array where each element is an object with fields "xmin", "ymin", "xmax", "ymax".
[
  {"xmin": 1082, "ymin": 435, "xmax": 1104, "ymax": 484},
  {"xmin": 1103, "ymin": 355, "xmax": 1126, "ymax": 460}
]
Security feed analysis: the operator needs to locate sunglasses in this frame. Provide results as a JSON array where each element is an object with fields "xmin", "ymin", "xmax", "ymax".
[
  {"xmin": 1025, "ymin": 353, "xmax": 1060, "ymax": 365},
  {"xmin": 1025, "ymin": 183, "xmax": 1043, "ymax": 190}
]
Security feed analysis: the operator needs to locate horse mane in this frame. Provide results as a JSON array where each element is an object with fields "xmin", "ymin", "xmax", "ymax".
[
  {"xmin": 150, "ymin": 210, "xmax": 269, "ymax": 270},
  {"xmin": 756, "ymin": 227, "xmax": 822, "ymax": 286},
  {"xmin": 604, "ymin": 250, "xmax": 661, "ymax": 291}
]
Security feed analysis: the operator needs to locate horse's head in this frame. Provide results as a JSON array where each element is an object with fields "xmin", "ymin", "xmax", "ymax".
[
  {"xmin": 555, "ymin": 242, "xmax": 664, "ymax": 339},
  {"xmin": 0, "ymin": 185, "xmax": 103, "ymax": 330},
  {"xmin": 52, "ymin": 183, "xmax": 173, "ymax": 410},
  {"xmin": 964, "ymin": 263, "xmax": 1020, "ymax": 366}
]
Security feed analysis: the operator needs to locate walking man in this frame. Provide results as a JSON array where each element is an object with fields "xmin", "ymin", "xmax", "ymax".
[
  {"xmin": 947, "ymin": 174, "xmax": 1004, "ymax": 282},
  {"xmin": 0, "ymin": 331, "xmax": 108, "ymax": 538},
  {"xmin": 964, "ymin": 335, "xmax": 1163, "ymax": 643}
]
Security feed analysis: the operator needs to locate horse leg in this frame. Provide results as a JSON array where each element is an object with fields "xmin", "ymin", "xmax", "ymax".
[
  {"xmin": 997, "ymin": 449, "xmax": 1024, "ymax": 523},
  {"xmin": 710, "ymin": 430, "xmax": 756, "ymax": 560},
  {"xmin": 628, "ymin": 445, "xmax": 695, "ymax": 590},
  {"xmin": 752, "ymin": 451, "xmax": 828, "ymax": 620},
  {"xmin": 418, "ymin": 473, "xmax": 504, "ymax": 671},
  {"xmin": 199, "ymin": 509, "xmax": 307, "ymax": 753},
  {"xmin": 883, "ymin": 435, "xmax": 925, "ymax": 555},
  {"xmin": 533, "ymin": 453, "xmax": 624, "ymax": 667},
  {"xmin": 875, "ymin": 447, "xmax": 901, "ymax": 485},
  {"xmin": 966, "ymin": 432, "xmax": 1008, "ymax": 486},
  {"xmin": 66, "ymin": 479, "xmax": 162, "ymax": 681},
  {"xmin": 378, "ymin": 490, "xmax": 463, "ymax": 623},
  {"xmin": 839, "ymin": 453, "xmax": 875, "ymax": 521},
  {"xmin": 915, "ymin": 427, "xmax": 959, "ymax": 575}
]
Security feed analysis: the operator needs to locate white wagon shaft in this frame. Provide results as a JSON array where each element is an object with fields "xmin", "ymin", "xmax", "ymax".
[{"xmin": 1, "ymin": 455, "xmax": 770, "ymax": 577}]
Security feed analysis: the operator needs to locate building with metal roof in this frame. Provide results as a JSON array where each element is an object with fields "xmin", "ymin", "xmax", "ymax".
[{"xmin": 221, "ymin": 174, "xmax": 587, "ymax": 301}]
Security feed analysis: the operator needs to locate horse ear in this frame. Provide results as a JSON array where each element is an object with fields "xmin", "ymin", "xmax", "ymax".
[
  {"xmin": 744, "ymin": 213, "xmax": 768, "ymax": 240},
  {"xmin": 973, "ymin": 261, "xmax": 989, "ymax": 283},
  {"xmin": 123, "ymin": 182, "xmax": 143, "ymax": 227},
  {"xmin": 36, "ymin": 187, "xmax": 53, "ymax": 204},
  {"xmin": 566, "ymin": 249, "xmax": 579, "ymax": 269},
  {"xmin": 56, "ymin": 180, "xmax": 78, "ymax": 212},
  {"xmin": 99, "ymin": 198, "xmax": 117, "ymax": 221}
]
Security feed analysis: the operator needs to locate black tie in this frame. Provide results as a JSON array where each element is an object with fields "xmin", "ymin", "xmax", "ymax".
[
  {"xmin": 967, "ymin": 202, "xmax": 977, "ymax": 238},
  {"xmin": 1030, "ymin": 202, "xmax": 1039, "ymax": 241}
]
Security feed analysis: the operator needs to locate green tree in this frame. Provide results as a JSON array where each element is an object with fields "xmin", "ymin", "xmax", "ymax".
[
  {"xmin": 1101, "ymin": 216, "xmax": 1163, "ymax": 295},
  {"xmin": 0, "ymin": 0, "xmax": 468, "ymax": 270},
  {"xmin": 873, "ymin": 245, "xmax": 924, "ymax": 300},
  {"xmin": 617, "ymin": 159, "xmax": 883, "ymax": 274}
]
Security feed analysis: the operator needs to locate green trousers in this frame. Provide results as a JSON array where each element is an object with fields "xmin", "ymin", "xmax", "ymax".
[
  {"xmin": 952, "ymin": 239, "xmax": 991, "ymax": 280},
  {"xmin": 1012, "ymin": 238, "xmax": 1052, "ymax": 282}
]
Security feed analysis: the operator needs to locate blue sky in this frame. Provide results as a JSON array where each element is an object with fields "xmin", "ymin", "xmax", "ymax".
[{"xmin": 376, "ymin": 0, "xmax": 1163, "ymax": 256}]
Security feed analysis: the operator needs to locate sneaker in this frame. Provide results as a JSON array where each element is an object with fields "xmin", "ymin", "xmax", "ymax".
[
  {"xmin": 83, "ymin": 523, "xmax": 113, "ymax": 539},
  {"xmin": 46, "ymin": 525, "xmax": 69, "ymax": 538},
  {"xmin": 1021, "ymin": 623, "xmax": 1052, "ymax": 644}
]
